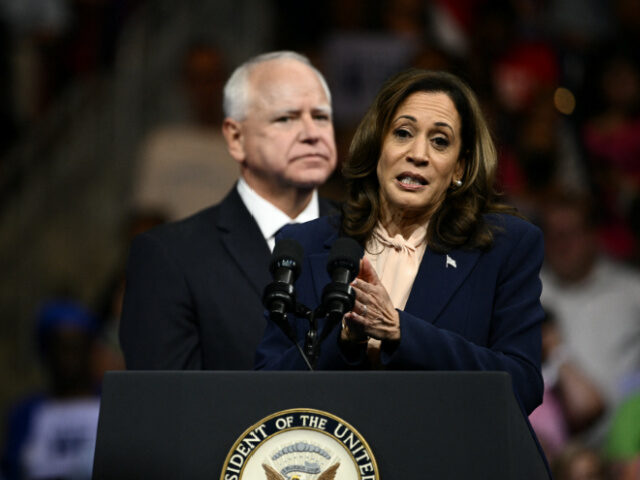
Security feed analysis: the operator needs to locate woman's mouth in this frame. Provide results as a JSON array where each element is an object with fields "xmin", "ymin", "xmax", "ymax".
[{"xmin": 396, "ymin": 173, "xmax": 427, "ymax": 189}]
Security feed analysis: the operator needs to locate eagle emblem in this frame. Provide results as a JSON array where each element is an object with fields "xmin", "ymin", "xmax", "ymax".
[
  {"xmin": 261, "ymin": 441, "xmax": 340, "ymax": 480},
  {"xmin": 262, "ymin": 462, "xmax": 339, "ymax": 480}
]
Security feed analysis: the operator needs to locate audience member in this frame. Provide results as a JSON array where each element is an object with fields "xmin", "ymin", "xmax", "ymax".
[
  {"xmin": 552, "ymin": 442, "xmax": 610, "ymax": 480},
  {"xmin": 530, "ymin": 309, "xmax": 605, "ymax": 461},
  {"xmin": 604, "ymin": 372, "xmax": 640, "ymax": 479},
  {"xmin": 539, "ymin": 193, "xmax": 640, "ymax": 444},
  {"xmin": 131, "ymin": 42, "xmax": 239, "ymax": 221},
  {"xmin": 1, "ymin": 299, "xmax": 100, "ymax": 480}
]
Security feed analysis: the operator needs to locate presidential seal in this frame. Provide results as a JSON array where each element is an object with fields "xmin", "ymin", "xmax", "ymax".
[{"xmin": 220, "ymin": 408, "xmax": 379, "ymax": 480}]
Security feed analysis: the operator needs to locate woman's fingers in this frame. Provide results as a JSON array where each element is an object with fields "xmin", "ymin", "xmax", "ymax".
[
  {"xmin": 344, "ymin": 257, "xmax": 401, "ymax": 342},
  {"xmin": 346, "ymin": 300, "xmax": 401, "ymax": 342},
  {"xmin": 356, "ymin": 257, "xmax": 380, "ymax": 285}
]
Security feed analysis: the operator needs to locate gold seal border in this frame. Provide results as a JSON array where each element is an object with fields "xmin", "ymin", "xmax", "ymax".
[{"xmin": 219, "ymin": 407, "xmax": 379, "ymax": 479}]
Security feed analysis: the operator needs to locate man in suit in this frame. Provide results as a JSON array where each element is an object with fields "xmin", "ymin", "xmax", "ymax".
[{"xmin": 119, "ymin": 51, "xmax": 338, "ymax": 369}]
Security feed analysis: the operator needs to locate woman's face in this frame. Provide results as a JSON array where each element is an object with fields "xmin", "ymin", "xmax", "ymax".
[{"xmin": 376, "ymin": 91, "xmax": 464, "ymax": 222}]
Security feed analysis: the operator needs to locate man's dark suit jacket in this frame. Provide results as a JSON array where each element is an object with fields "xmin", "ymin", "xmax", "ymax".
[
  {"xmin": 255, "ymin": 213, "xmax": 545, "ymax": 415},
  {"xmin": 119, "ymin": 186, "xmax": 336, "ymax": 370}
]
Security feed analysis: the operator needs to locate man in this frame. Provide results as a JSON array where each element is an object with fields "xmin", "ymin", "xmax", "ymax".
[
  {"xmin": 131, "ymin": 43, "xmax": 238, "ymax": 221},
  {"xmin": 119, "ymin": 51, "xmax": 338, "ymax": 369},
  {"xmin": 539, "ymin": 193, "xmax": 640, "ymax": 444},
  {"xmin": 2, "ymin": 299, "xmax": 100, "ymax": 480}
]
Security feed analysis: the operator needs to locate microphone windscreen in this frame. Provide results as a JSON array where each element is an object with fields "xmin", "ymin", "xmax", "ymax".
[
  {"xmin": 327, "ymin": 237, "xmax": 362, "ymax": 277},
  {"xmin": 270, "ymin": 238, "xmax": 304, "ymax": 277}
]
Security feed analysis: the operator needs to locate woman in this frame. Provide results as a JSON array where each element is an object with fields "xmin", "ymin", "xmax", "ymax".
[{"xmin": 255, "ymin": 69, "xmax": 544, "ymax": 415}]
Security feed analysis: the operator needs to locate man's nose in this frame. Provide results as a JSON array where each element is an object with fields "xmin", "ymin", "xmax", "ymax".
[{"xmin": 299, "ymin": 115, "xmax": 321, "ymax": 143}]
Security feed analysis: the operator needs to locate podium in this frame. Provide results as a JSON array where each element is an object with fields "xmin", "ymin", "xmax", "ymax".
[{"xmin": 92, "ymin": 371, "xmax": 550, "ymax": 479}]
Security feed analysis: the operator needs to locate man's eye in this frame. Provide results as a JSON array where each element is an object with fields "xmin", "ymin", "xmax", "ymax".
[
  {"xmin": 313, "ymin": 114, "xmax": 330, "ymax": 121},
  {"xmin": 275, "ymin": 116, "xmax": 291, "ymax": 123}
]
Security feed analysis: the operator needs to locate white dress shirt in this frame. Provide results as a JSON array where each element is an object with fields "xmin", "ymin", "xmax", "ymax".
[{"xmin": 236, "ymin": 178, "xmax": 320, "ymax": 251}]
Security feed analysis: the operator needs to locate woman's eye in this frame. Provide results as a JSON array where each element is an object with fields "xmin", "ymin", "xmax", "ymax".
[
  {"xmin": 393, "ymin": 128, "xmax": 411, "ymax": 139},
  {"xmin": 432, "ymin": 136, "xmax": 450, "ymax": 148}
]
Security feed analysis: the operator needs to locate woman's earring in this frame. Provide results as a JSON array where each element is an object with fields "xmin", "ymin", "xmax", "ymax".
[{"xmin": 454, "ymin": 179, "xmax": 463, "ymax": 188}]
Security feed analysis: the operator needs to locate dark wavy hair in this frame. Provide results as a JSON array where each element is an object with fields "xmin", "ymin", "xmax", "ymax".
[{"xmin": 341, "ymin": 69, "xmax": 518, "ymax": 252}]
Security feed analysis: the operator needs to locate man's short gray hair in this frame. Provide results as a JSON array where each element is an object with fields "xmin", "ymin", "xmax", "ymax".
[{"xmin": 222, "ymin": 51, "xmax": 332, "ymax": 121}]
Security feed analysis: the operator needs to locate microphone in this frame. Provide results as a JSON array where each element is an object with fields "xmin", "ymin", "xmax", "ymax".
[
  {"xmin": 321, "ymin": 237, "xmax": 362, "ymax": 325},
  {"xmin": 262, "ymin": 238, "xmax": 304, "ymax": 341}
]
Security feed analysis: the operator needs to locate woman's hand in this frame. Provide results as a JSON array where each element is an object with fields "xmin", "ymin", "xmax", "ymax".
[{"xmin": 342, "ymin": 257, "xmax": 401, "ymax": 342}]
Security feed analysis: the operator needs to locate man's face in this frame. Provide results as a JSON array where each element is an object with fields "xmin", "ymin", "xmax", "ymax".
[
  {"xmin": 227, "ymin": 59, "xmax": 337, "ymax": 196},
  {"xmin": 543, "ymin": 205, "xmax": 597, "ymax": 283}
]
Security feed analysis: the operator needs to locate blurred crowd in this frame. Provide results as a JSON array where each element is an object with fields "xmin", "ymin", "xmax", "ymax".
[
  {"xmin": 0, "ymin": 0, "xmax": 143, "ymax": 155},
  {"xmin": 2, "ymin": 0, "xmax": 640, "ymax": 479}
]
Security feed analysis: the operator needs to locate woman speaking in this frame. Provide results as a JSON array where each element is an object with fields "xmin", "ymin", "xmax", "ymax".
[{"xmin": 255, "ymin": 69, "xmax": 544, "ymax": 415}]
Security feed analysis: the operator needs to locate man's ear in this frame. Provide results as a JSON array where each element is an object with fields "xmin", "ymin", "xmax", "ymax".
[{"xmin": 222, "ymin": 118, "xmax": 245, "ymax": 164}]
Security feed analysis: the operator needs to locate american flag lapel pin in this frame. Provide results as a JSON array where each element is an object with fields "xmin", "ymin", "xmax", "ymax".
[{"xmin": 446, "ymin": 254, "xmax": 457, "ymax": 269}]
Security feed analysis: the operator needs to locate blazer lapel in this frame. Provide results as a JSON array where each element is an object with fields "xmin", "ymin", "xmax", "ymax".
[
  {"xmin": 307, "ymin": 232, "xmax": 338, "ymax": 305},
  {"xmin": 405, "ymin": 247, "xmax": 481, "ymax": 325},
  {"xmin": 216, "ymin": 188, "xmax": 272, "ymax": 297}
]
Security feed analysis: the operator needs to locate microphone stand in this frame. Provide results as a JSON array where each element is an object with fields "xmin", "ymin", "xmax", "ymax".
[
  {"xmin": 292, "ymin": 303, "xmax": 316, "ymax": 371},
  {"xmin": 301, "ymin": 305, "xmax": 327, "ymax": 371},
  {"xmin": 302, "ymin": 280, "xmax": 356, "ymax": 369}
]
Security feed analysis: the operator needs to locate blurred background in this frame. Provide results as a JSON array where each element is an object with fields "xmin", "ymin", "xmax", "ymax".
[{"xmin": 1, "ymin": 0, "xmax": 639, "ymax": 479}]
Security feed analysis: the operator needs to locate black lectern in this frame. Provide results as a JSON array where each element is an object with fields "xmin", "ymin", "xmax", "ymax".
[{"xmin": 92, "ymin": 371, "xmax": 550, "ymax": 479}]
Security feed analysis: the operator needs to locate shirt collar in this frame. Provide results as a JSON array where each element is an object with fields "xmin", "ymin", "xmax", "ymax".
[
  {"xmin": 236, "ymin": 178, "xmax": 319, "ymax": 251},
  {"xmin": 371, "ymin": 222, "xmax": 428, "ymax": 252}
]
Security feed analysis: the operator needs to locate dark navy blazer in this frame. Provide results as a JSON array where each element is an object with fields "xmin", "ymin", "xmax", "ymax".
[{"xmin": 255, "ymin": 213, "xmax": 545, "ymax": 415}]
